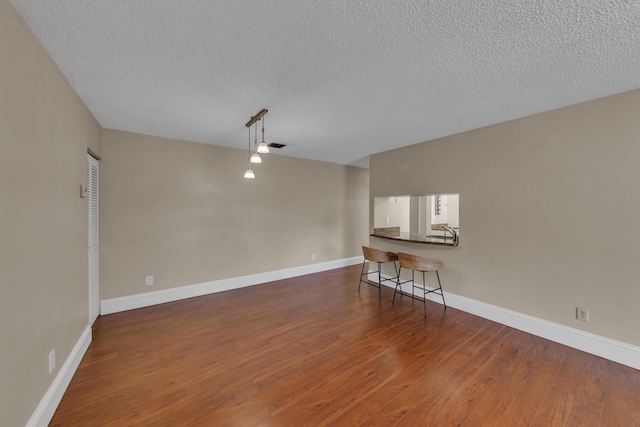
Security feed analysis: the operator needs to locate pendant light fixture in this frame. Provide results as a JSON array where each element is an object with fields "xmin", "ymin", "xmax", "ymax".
[
  {"xmin": 257, "ymin": 116, "xmax": 270, "ymax": 154},
  {"xmin": 243, "ymin": 108, "xmax": 270, "ymax": 179},
  {"xmin": 250, "ymin": 121, "xmax": 262, "ymax": 164},
  {"xmin": 243, "ymin": 124, "xmax": 255, "ymax": 179},
  {"xmin": 243, "ymin": 167, "xmax": 255, "ymax": 179}
]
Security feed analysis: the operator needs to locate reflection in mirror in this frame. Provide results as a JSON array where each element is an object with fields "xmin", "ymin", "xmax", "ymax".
[{"xmin": 373, "ymin": 194, "xmax": 459, "ymax": 244}]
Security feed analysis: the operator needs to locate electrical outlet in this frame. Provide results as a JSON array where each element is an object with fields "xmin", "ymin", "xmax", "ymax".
[
  {"xmin": 146, "ymin": 276, "xmax": 154, "ymax": 286},
  {"xmin": 311, "ymin": 254, "xmax": 316, "ymax": 261},
  {"xmin": 48, "ymin": 349, "xmax": 56, "ymax": 373},
  {"xmin": 576, "ymin": 307, "xmax": 589, "ymax": 322}
]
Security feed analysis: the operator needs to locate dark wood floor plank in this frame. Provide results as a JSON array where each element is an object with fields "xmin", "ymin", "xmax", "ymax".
[
  {"xmin": 527, "ymin": 347, "xmax": 592, "ymax": 426},
  {"xmin": 597, "ymin": 358, "xmax": 638, "ymax": 427},
  {"xmin": 391, "ymin": 348, "xmax": 499, "ymax": 426},
  {"xmin": 328, "ymin": 308, "xmax": 484, "ymax": 427},
  {"xmin": 49, "ymin": 264, "xmax": 639, "ymax": 426},
  {"xmin": 372, "ymin": 321, "xmax": 510, "ymax": 426},
  {"xmin": 425, "ymin": 352, "xmax": 512, "ymax": 426},
  {"xmin": 427, "ymin": 328, "xmax": 542, "ymax": 426},
  {"xmin": 564, "ymin": 353, "xmax": 607, "ymax": 426},
  {"xmin": 357, "ymin": 318, "xmax": 503, "ymax": 427},
  {"xmin": 462, "ymin": 334, "xmax": 570, "ymax": 426},
  {"xmin": 493, "ymin": 356, "xmax": 562, "ymax": 425},
  {"xmin": 363, "ymin": 351, "xmax": 475, "ymax": 427},
  {"xmin": 271, "ymin": 347, "xmax": 399, "ymax": 426}
]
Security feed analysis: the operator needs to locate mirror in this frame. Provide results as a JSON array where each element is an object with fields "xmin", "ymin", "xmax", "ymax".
[{"xmin": 373, "ymin": 194, "xmax": 459, "ymax": 243}]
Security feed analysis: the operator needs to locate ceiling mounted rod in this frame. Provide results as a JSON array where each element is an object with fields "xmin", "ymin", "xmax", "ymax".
[{"xmin": 245, "ymin": 108, "xmax": 268, "ymax": 128}]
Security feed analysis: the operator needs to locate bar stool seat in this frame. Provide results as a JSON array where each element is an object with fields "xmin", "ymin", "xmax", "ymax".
[
  {"xmin": 358, "ymin": 246, "xmax": 399, "ymax": 300},
  {"xmin": 393, "ymin": 252, "xmax": 447, "ymax": 317}
]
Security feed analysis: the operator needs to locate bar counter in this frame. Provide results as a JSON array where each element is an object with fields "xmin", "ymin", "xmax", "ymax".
[{"xmin": 370, "ymin": 231, "xmax": 459, "ymax": 247}]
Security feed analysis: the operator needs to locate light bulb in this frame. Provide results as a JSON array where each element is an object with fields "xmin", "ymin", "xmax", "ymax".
[
  {"xmin": 250, "ymin": 152, "xmax": 262, "ymax": 163},
  {"xmin": 244, "ymin": 168, "xmax": 255, "ymax": 179},
  {"xmin": 257, "ymin": 141, "xmax": 269, "ymax": 154}
]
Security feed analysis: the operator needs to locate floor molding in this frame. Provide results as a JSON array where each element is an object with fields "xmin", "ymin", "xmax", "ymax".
[
  {"xmin": 382, "ymin": 275, "xmax": 640, "ymax": 370},
  {"xmin": 31, "ymin": 265, "xmax": 639, "ymax": 425},
  {"xmin": 102, "ymin": 256, "xmax": 364, "ymax": 315},
  {"xmin": 103, "ymin": 260, "xmax": 640, "ymax": 370},
  {"xmin": 26, "ymin": 325, "xmax": 92, "ymax": 427}
]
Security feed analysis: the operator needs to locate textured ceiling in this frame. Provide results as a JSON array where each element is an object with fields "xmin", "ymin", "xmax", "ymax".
[{"xmin": 10, "ymin": 0, "xmax": 640, "ymax": 167}]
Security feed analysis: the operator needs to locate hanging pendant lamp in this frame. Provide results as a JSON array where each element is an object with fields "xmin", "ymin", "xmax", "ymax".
[
  {"xmin": 244, "ymin": 125, "xmax": 255, "ymax": 179},
  {"xmin": 257, "ymin": 116, "xmax": 270, "ymax": 154},
  {"xmin": 250, "ymin": 121, "xmax": 262, "ymax": 164},
  {"xmin": 243, "ymin": 108, "xmax": 270, "ymax": 178}
]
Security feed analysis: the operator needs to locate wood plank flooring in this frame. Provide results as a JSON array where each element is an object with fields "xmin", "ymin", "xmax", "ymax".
[{"xmin": 50, "ymin": 264, "xmax": 639, "ymax": 426}]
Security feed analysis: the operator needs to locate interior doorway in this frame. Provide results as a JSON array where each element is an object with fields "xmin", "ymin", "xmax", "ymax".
[{"xmin": 88, "ymin": 153, "xmax": 99, "ymax": 325}]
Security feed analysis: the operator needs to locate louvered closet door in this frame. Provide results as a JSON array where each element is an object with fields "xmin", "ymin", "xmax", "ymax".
[{"xmin": 88, "ymin": 154, "xmax": 100, "ymax": 325}]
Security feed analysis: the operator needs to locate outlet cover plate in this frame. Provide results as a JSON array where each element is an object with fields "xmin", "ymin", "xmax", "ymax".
[{"xmin": 576, "ymin": 307, "xmax": 589, "ymax": 322}]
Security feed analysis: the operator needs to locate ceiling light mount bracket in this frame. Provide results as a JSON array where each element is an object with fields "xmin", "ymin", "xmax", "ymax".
[{"xmin": 245, "ymin": 108, "xmax": 268, "ymax": 128}]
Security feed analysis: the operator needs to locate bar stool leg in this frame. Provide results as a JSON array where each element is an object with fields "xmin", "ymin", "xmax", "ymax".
[
  {"xmin": 412, "ymin": 269, "xmax": 418, "ymax": 313},
  {"xmin": 422, "ymin": 271, "xmax": 427, "ymax": 317},
  {"xmin": 392, "ymin": 266, "xmax": 402, "ymax": 303},
  {"xmin": 377, "ymin": 262, "xmax": 383, "ymax": 301},
  {"xmin": 358, "ymin": 259, "xmax": 367, "ymax": 292},
  {"xmin": 436, "ymin": 270, "xmax": 447, "ymax": 308}
]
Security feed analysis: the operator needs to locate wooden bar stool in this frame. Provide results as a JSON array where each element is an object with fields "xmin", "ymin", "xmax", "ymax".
[
  {"xmin": 358, "ymin": 246, "xmax": 399, "ymax": 300},
  {"xmin": 394, "ymin": 252, "xmax": 447, "ymax": 317}
]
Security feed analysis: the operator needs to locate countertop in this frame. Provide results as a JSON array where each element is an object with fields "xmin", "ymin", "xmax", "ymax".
[{"xmin": 370, "ymin": 231, "xmax": 459, "ymax": 246}]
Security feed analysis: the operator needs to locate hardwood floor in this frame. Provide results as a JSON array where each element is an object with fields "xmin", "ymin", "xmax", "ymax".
[{"xmin": 50, "ymin": 264, "xmax": 639, "ymax": 426}]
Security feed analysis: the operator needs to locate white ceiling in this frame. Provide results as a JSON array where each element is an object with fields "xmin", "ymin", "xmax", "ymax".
[{"xmin": 11, "ymin": 1, "xmax": 640, "ymax": 168}]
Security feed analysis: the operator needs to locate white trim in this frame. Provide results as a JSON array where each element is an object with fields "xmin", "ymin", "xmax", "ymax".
[
  {"xmin": 379, "ymin": 274, "xmax": 640, "ymax": 370},
  {"xmin": 101, "ymin": 256, "xmax": 364, "ymax": 315},
  {"xmin": 26, "ymin": 265, "xmax": 640, "ymax": 426},
  {"xmin": 26, "ymin": 326, "xmax": 92, "ymax": 427}
]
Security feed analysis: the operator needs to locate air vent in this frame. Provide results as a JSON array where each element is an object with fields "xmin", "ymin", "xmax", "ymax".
[{"xmin": 268, "ymin": 142, "xmax": 286, "ymax": 149}]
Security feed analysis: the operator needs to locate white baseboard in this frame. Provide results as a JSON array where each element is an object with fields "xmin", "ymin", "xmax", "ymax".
[
  {"xmin": 102, "ymin": 256, "xmax": 364, "ymax": 315},
  {"xmin": 26, "ymin": 264, "xmax": 639, "ymax": 427},
  {"xmin": 103, "ymin": 259, "xmax": 640, "ymax": 369},
  {"xmin": 26, "ymin": 325, "xmax": 92, "ymax": 427},
  {"xmin": 31, "ymin": 263, "xmax": 637, "ymax": 427},
  {"xmin": 380, "ymin": 274, "xmax": 640, "ymax": 371}
]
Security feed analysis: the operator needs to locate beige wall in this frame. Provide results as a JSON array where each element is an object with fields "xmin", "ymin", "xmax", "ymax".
[
  {"xmin": 0, "ymin": 1, "xmax": 101, "ymax": 425},
  {"xmin": 100, "ymin": 129, "xmax": 369, "ymax": 299},
  {"xmin": 6, "ymin": 0, "xmax": 638, "ymax": 424},
  {"xmin": 373, "ymin": 196, "xmax": 410, "ymax": 230},
  {"xmin": 370, "ymin": 88, "xmax": 640, "ymax": 347},
  {"xmin": 0, "ymin": 2, "xmax": 366, "ymax": 422}
]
